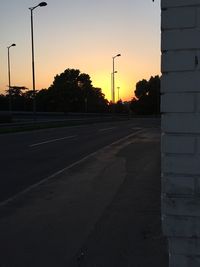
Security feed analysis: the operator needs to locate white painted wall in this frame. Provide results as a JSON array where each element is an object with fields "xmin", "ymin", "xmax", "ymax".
[{"xmin": 161, "ymin": 0, "xmax": 200, "ymax": 266}]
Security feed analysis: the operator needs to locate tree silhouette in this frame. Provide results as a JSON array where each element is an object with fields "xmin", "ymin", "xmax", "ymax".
[
  {"xmin": 0, "ymin": 69, "xmax": 109, "ymax": 113},
  {"xmin": 0, "ymin": 94, "xmax": 8, "ymax": 110},
  {"xmin": 130, "ymin": 75, "xmax": 160, "ymax": 115},
  {"xmin": 135, "ymin": 79, "xmax": 148, "ymax": 99},
  {"xmin": 36, "ymin": 68, "xmax": 108, "ymax": 112},
  {"xmin": 2, "ymin": 86, "xmax": 28, "ymax": 111}
]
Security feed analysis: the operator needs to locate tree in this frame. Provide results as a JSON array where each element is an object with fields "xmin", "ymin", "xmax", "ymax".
[
  {"xmin": 0, "ymin": 68, "xmax": 109, "ymax": 113},
  {"xmin": 3, "ymin": 86, "xmax": 28, "ymax": 111},
  {"xmin": 46, "ymin": 69, "xmax": 81, "ymax": 112},
  {"xmin": 36, "ymin": 68, "xmax": 109, "ymax": 112},
  {"xmin": 0, "ymin": 94, "xmax": 7, "ymax": 110},
  {"xmin": 114, "ymin": 100, "xmax": 129, "ymax": 113},
  {"xmin": 77, "ymin": 74, "xmax": 109, "ymax": 112},
  {"xmin": 134, "ymin": 79, "xmax": 148, "ymax": 99},
  {"xmin": 130, "ymin": 75, "xmax": 160, "ymax": 115}
]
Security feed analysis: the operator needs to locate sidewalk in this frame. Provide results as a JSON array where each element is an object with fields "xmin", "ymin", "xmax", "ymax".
[{"xmin": 0, "ymin": 127, "xmax": 168, "ymax": 267}]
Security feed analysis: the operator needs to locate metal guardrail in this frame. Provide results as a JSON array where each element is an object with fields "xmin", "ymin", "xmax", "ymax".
[
  {"xmin": 0, "ymin": 111, "xmax": 128, "ymax": 121},
  {"xmin": 0, "ymin": 111, "xmax": 130, "ymax": 133}
]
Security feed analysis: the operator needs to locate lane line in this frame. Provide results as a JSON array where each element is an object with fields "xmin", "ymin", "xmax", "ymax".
[
  {"xmin": 0, "ymin": 128, "xmax": 145, "ymax": 207},
  {"xmin": 99, "ymin": 127, "xmax": 117, "ymax": 132},
  {"xmin": 29, "ymin": 135, "xmax": 77, "ymax": 147}
]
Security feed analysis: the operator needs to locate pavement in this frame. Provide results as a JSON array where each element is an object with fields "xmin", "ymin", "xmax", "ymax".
[{"xmin": 0, "ymin": 126, "xmax": 168, "ymax": 267}]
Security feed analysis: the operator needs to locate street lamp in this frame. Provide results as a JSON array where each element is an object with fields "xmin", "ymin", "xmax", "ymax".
[
  {"xmin": 29, "ymin": 1, "xmax": 47, "ymax": 120},
  {"xmin": 111, "ymin": 71, "xmax": 117, "ymax": 102},
  {"xmin": 112, "ymin": 54, "xmax": 121, "ymax": 103},
  {"xmin": 7, "ymin": 43, "xmax": 16, "ymax": 112},
  {"xmin": 117, "ymin": 86, "xmax": 120, "ymax": 101}
]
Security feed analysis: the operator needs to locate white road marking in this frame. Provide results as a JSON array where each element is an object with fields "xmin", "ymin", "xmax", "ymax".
[
  {"xmin": 0, "ymin": 128, "xmax": 145, "ymax": 207},
  {"xmin": 99, "ymin": 127, "xmax": 117, "ymax": 132},
  {"xmin": 29, "ymin": 135, "xmax": 77, "ymax": 147}
]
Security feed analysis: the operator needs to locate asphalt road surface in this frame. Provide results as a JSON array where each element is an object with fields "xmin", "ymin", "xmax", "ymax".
[
  {"xmin": 0, "ymin": 118, "xmax": 168, "ymax": 267},
  {"xmin": 0, "ymin": 118, "xmax": 160, "ymax": 203}
]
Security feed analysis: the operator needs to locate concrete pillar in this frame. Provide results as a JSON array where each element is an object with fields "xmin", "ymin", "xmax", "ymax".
[{"xmin": 161, "ymin": 1, "xmax": 200, "ymax": 266}]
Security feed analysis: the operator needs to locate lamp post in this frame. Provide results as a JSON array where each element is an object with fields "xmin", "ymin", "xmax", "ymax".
[
  {"xmin": 29, "ymin": 1, "xmax": 47, "ymax": 120},
  {"xmin": 112, "ymin": 54, "xmax": 121, "ymax": 103},
  {"xmin": 111, "ymin": 71, "xmax": 117, "ymax": 102},
  {"xmin": 117, "ymin": 86, "xmax": 120, "ymax": 101},
  {"xmin": 7, "ymin": 43, "xmax": 16, "ymax": 113}
]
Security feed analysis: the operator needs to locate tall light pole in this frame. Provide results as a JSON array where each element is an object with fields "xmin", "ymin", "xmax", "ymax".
[
  {"xmin": 29, "ymin": 1, "xmax": 47, "ymax": 120},
  {"xmin": 117, "ymin": 86, "xmax": 120, "ymax": 101},
  {"xmin": 7, "ymin": 43, "xmax": 16, "ymax": 112},
  {"xmin": 112, "ymin": 54, "xmax": 121, "ymax": 103},
  {"xmin": 111, "ymin": 71, "xmax": 117, "ymax": 102}
]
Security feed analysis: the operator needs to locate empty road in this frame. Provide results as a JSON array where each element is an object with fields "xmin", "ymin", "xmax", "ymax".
[
  {"xmin": 0, "ymin": 118, "xmax": 168, "ymax": 267},
  {"xmin": 0, "ymin": 118, "xmax": 159, "ymax": 203}
]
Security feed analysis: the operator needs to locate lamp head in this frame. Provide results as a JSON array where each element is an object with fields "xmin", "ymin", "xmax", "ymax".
[
  {"xmin": 39, "ymin": 2, "xmax": 47, "ymax": 7},
  {"xmin": 117, "ymin": 54, "xmax": 121, "ymax": 57},
  {"xmin": 11, "ymin": 43, "xmax": 16, "ymax": 47}
]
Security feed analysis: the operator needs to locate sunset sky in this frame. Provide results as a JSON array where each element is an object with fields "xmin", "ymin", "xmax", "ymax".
[{"xmin": 0, "ymin": 0, "xmax": 160, "ymax": 101}]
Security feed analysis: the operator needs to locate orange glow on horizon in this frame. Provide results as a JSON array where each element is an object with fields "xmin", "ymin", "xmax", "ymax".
[
  {"xmin": 91, "ymin": 73, "xmax": 135, "ymax": 102},
  {"xmin": 0, "ymin": 0, "xmax": 161, "ymax": 105}
]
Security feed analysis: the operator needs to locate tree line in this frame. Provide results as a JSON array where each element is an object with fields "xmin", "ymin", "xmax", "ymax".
[{"xmin": 0, "ymin": 68, "xmax": 160, "ymax": 115}]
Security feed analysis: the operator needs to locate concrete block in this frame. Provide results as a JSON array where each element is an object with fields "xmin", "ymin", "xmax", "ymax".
[
  {"xmin": 197, "ymin": 137, "xmax": 200, "ymax": 153},
  {"xmin": 163, "ymin": 154, "xmax": 200, "ymax": 175},
  {"xmin": 162, "ymin": 0, "xmax": 200, "ymax": 8},
  {"xmin": 162, "ymin": 114, "xmax": 200, "ymax": 133},
  {"xmin": 161, "ymin": 72, "xmax": 200, "ymax": 93},
  {"xmin": 162, "ymin": 214, "xmax": 200, "ymax": 237},
  {"xmin": 162, "ymin": 134, "xmax": 195, "ymax": 154},
  {"xmin": 197, "ymin": 93, "xmax": 200, "ymax": 113},
  {"xmin": 169, "ymin": 254, "xmax": 200, "ymax": 267},
  {"xmin": 162, "ymin": 7, "xmax": 196, "ymax": 29},
  {"xmin": 197, "ymin": 7, "xmax": 200, "ymax": 28},
  {"xmin": 196, "ymin": 178, "xmax": 200, "ymax": 194},
  {"xmin": 161, "ymin": 29, "xmax": 200, "ymax": 51},
  {"xmin": 169, "ymin": 237, "xmax": 200, "ymax": 255},
  {"xmin": 163, "ymin": 176, "xmax": 195, "ymax": 195},
  {"xmin": 162, "ymin": 51, "xmax": 196, "ymax": 72},
  {"xmin": 161, "ymin": 93, "xmax": 195, "ymax": 113},
  {"xmin": 163, "ymin": 196, "xmax": 200, "ymax": 216}
]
